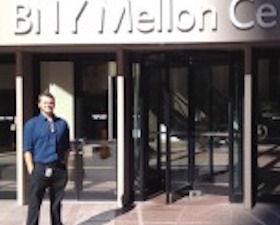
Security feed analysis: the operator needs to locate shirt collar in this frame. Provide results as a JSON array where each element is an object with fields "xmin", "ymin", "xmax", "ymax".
[{"xmin": 38, "ymin": 113, "xmax": 58, "ymax": 122}]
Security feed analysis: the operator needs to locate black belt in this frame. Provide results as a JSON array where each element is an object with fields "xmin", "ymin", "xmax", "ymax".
[{"xmin": 36, "ymin": 160, "xmax": 65, "ymax": 168}]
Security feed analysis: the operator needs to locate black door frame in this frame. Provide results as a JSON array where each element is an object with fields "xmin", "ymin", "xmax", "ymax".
[
  {"xmin": 136, "ymin": 55, "xmax": 167, "ymax": 200},
  {"xmin": 191, "ymin": 55, "xmax": 242, "ymax": 202},
  {"xmin": 165, "ymin": 51, "xmax": 243, "ymax": 203},
  {"xmin": 134, "ymin": 50, "xmax": 243, "ymax": 203}
]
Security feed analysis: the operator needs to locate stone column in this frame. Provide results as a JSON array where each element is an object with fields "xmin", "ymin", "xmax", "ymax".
[
  {"xmin": 244, "ymin": 47, "xmax": 253, "ymax": 209},
  {"xmin": 16, "ymin": 52, "xmax": 33, "ymax": 205},
  {"xmin": 116, "ymin": 49, "xmax": 133, "ymax": 208}
]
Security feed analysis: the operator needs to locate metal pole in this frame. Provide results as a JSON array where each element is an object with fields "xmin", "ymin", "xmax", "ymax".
[
  {"xmin": 16, "ymin": 51, "xmax": 26, "ymax": 205},
  {"xmin": 117, "ymin": 75, "xmax": 125, "ymax": 208},
  {"xmin": 108, "ymin": 75, "xmax": 113, "ymax": 141},
  {"xmin": 244, "ymin": 47, "xmax": 253, "ymax": 209}
]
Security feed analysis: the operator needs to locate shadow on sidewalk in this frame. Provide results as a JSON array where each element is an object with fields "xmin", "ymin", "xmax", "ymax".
[{"xmin": 78, "ymin": 204, "xmax": 135, "ymax": 225}]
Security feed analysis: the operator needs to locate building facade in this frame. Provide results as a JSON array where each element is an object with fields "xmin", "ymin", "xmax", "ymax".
[{"xmin": 0, "ymin": 0, "xmax": 280, "ymax": 209}]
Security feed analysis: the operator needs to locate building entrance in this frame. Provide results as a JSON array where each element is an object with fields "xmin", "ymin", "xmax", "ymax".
[
  {"xmin": 132, "ymin": 51, "xmax": 243, "ymax": 203},
  {"xmin": 255, "ymin": 49, "xmax": 280, "ymax": 203},
  {"xmin": 0, "ymin": 55, "xmax": 16, "ymax": 199},
  {"xmin": 34, "ymin": 53, "xmax": 118, "ymax": 201}
]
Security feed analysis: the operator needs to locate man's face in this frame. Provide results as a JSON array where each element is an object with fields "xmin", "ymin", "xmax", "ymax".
[{"xmin": 38, "ymin": 96, "xmax": 55, "ymax": 116}]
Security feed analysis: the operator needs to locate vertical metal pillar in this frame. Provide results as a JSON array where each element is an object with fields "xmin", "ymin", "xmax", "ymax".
[
  {"xmin": 117, "ymin": 73, "xmax": 125, "ymax": 207},
  {"xmin": 165, "ymin": 65, "xmax": 171, "ymax": 203},
  {"xmin": 108, "ymin": 61, "xmax": 116, "ymax": 141},
  {"xmin": 16, "ymin": 51, "xmax": 33, "ymax": 205},
  {"xmin": 116, "ymin": 49, "xmax": 133, "ymax": 208},
  {"xmin": 16, "ymin": 51, "xmax": 25, "ymax": 205},
  {"xmin": 244, "ymin": 47, "xmax": 253, "ymax": 209},
  {"xmin": 108, "ymin": 75, "xmax": 113, "ymax": 141},
  {"xmin": 188, "ymin": 61, "xmax": 195, "ymax": 188}
]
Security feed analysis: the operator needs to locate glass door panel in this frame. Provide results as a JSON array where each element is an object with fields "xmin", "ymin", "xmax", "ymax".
[
  {"xmin": 193, "ymin": 64, "xmax": 230, "ymax": 189},
  {"xmin": 146, "ymin": 65, "xmax": 164, "ymax": 195},
  {"xmin": 168, "ymin": 65, "xmax": 190, "ymax": 202},
  {"xmin": 132, "ymin": 51, "xmax": 243, "ymax": 203},
  {"xmin": 165, "ymin": 52, "xmax": 243, "ymax": 202},
  {"xmin": 66, "ymin": 58, "xmax": 117, "ymax": 200},
  {"xmin": 191, "ymin": 54, "xmax": 243, "ymax": 202},
  {"xmin": 0, "ymin": 63, "xmax": 16, "ymax": 199},
  {"xmin": 229, "ymin": 61, "xmax": 243, "ymax": 202},
  {"xmin": 256, "ymin": 51, "xmax": 280, "ymax": 202},
  {"xmin": 132, "ymin": 56, "xmax": 165, "ymax": 200}
]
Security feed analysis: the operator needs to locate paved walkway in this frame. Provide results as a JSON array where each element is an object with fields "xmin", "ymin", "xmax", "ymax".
[{"xmin": 1, "ymin": 194, "xmax": 280, "ymax": 225}]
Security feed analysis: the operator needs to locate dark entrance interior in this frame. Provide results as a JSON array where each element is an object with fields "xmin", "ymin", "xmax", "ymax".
[
  {"xmin": 132, "ymin": 51, "xmax": 244, "ymax": 203},
  {"xmin": 254, "ymin": 49, "xmax": 280, "ymax": 203},
  {"xmin": 0, "ymin": 54, "xmax": 16, "ymax": 199}
]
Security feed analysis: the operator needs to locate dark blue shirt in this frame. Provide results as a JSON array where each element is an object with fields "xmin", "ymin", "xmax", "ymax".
[{"xmin": 23, "ymin": 113, "xmax": 70, "ymax": 164}]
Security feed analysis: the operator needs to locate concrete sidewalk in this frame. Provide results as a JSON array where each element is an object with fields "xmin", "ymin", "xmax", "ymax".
[{"xmin": 1, "ymin": 194, "xmax": 280, "ymax": 225}]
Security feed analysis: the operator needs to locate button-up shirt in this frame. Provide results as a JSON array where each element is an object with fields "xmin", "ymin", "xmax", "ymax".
[{"xmin": 23, "ymin": 113, "xmax": 70, "ymax": 164}]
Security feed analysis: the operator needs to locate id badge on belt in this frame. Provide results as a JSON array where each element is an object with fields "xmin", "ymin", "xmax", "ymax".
[{"xmin": 45, "ymin": 167, "xmax": 53, "ymax": 178}]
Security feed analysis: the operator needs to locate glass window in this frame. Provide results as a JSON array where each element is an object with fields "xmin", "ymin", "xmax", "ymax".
[{"xmin": 0, "ymin": 63, "xmax": 16, "ymax": 199}]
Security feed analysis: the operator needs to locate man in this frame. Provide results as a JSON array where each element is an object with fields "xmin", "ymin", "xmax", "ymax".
[{"xmin": 23, "ymin": 92, "xmax": 70, "ymax": 225}]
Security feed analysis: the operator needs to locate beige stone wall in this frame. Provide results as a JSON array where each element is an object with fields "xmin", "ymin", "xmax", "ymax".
[{"xmin": 40, "ymin": 62, "xmax": 75, "ymax": 140}]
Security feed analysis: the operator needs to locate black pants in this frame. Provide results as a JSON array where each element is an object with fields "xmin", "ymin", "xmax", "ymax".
[{"xmin": 26, "ymin": 163, "xmax": 67, "ymax": 225}]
